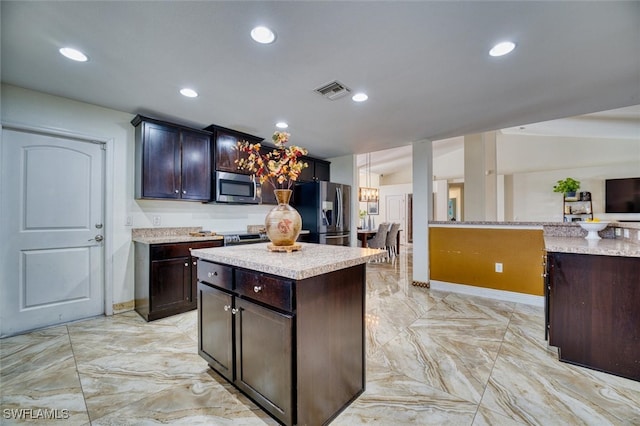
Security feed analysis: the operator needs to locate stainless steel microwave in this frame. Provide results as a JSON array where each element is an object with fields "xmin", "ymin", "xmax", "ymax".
[{"xmin": 215, "ymin": 171, "xmax": 261, "ymax": 204}]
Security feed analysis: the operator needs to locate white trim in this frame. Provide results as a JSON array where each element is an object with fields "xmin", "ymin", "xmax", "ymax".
[
  {"xmin": 103, "ymin": 137, "xmax": 115, "ymax": 316},
  {"xmin": 430, "ymin": 280, "xmax": 544, "ymax": 307},
  {"xmin": 1, "ymin": 120, "xmax": 114, "ymax": 317}
]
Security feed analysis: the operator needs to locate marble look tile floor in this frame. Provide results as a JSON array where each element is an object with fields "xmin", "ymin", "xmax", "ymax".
[{"xmin": 1, "ymin": 247, "xmax": 639, "ymax": 425}]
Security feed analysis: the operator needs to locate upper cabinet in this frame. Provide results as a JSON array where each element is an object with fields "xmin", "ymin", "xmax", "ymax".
[
  {"xmin": 132, "ymin": 115, "xmax": 212, "ymax": 201},
  {"xmin": 205, "ymin": 124, "xmax": 263, "ymax": 175},
  {"xmin": 299, "ymin": 156, "xmax": 331, "ymax": 182}
]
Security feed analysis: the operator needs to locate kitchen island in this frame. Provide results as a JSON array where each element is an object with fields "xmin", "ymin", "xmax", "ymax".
[
  {"xmin": 544, "ymin": 231, "xmax": 640, "ymax": 382},
  {"xmin": 190, "ymin": 242, "xmax": 385, "ymax": 426}
]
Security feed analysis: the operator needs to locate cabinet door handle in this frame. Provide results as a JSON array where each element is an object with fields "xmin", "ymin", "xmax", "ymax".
[
  {"xmin": 224, "ymin": 305, "xmax": 230, "ymax": 311},
  {"xmin": 208, "ymin": 271, "xmax": 218, "ymax": 278},
  {"xmin": 183, "ymin": 190, "xmax": 187, "ymax": 194},
  {"xmin": 184, "ymin": 262, "xmax": 189, "ymax": 267},
  {"xmin": 175, "ymin": 189, "xmax": 180, "ymax": 194},
  {"xmin": 253, "ymin": 285, "xmax": 262, "ymax": 293},
  {"xmin": 231, "ymin": 308, "xmax": 238, "ymax": 315}
]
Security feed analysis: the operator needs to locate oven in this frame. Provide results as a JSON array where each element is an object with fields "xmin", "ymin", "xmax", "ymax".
[
  {"xmin": 220, "ymin": 231, "xmax": 269, "ymax": 246},
  {"xmin": 215, "ymin": 171, "xmax": 261, "ymax": 204}
]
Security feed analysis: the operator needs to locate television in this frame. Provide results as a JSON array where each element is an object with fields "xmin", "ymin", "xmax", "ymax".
[{"xmin": 605, "ymin": 177, "xmax": 640, "ymax": 213}]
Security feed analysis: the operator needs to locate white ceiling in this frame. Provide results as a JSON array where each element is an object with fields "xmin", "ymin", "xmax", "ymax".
[
  {"xmin": 360, "ymin": 104, "xmax": 640, "ymax": 176},
  {"xmin": 2, "ymin": 1, "xmax": 639, "ymax": 169}
]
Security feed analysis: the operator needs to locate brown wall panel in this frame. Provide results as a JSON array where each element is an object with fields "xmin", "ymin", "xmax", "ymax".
[{"xmin": 429, "ymin": 227, "xmax": 544, "ymax": 296}]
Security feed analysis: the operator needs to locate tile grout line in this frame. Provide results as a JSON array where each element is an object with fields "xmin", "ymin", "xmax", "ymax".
[
  {"xmin": 470, "ymin": 305, "xmax": 518, "ymax": 425},
  {"xmin": 65, "ymin": 324, "xmax": 92, "ymax": 424}
]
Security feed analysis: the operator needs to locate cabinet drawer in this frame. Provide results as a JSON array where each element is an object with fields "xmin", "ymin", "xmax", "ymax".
[
  {"xmin": 197, "ymin": 261, "xmax": 233, "ymax": 290},
  {"xmin": 151, "ymin": 240, "xmax": 222, "ymax": 260},
  {"xmin": 235, "ymin": 269, "xmax": 293, "ymax": 312}
]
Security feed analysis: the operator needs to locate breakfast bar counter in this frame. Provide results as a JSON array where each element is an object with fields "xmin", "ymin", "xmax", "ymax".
[
  {"xmin": 191, "ymin": 243, "xmax": 384, "ymax": 425},
  {"xmin": 542, "ymin": 226, "xmax": 640, "ymax": 382}
]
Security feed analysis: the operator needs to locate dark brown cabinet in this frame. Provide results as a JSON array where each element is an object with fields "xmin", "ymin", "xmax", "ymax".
[
  {"xmin": 198, "ymin": 267, "xmax": 293, "ymax": 425},
  {"xmin": 132, "ymin": 115, "xmax": 212, "ymax": 201},
  {"xmin": 258, "ymin": 145, "xmax": 277, "ymax": 205},
  {"xmin": 197, "ymin": 260, "xmax": 365, "ymax": 425},
  {"xmin": 299, "ymin": 156, "xmax": 330, "ymax": 182},
  {"xmin": 135, "ymin": 239, "xmax": 223, "ymax": 321},
  {"xmin": 546, "ymin": 252, "xmax": 640, "ymax": 381},
  {"xmin": 205, "ymin": 124, "xmax": 263, "ymax": 175}
]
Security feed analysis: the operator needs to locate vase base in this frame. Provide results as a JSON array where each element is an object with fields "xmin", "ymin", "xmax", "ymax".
[{"xmin": 267, "ymin": 243, "xmax": 302, "ymax": 253}]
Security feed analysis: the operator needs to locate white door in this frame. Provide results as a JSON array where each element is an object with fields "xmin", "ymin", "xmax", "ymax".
[
  {"xmin": 0, "ymin": 128, "xmax": 105, "ymax": 337},
  {"xmin": 385, "ymin": 194, "xmax": 406, "ymax": 244}
]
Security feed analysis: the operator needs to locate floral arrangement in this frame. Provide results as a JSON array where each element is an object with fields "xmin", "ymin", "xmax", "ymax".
[{"xmin": 236, "ymin": 131, "xmax": 308, "ymax": 190}]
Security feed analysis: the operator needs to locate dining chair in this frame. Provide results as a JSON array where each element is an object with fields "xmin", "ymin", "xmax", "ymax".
[
  {"xmin": 385, "ymin": 222, "xmax": 401, "ymax": 258},
  {"xmin": 366, "ymin": 222, "xmax": 390, "ymax": 261}
]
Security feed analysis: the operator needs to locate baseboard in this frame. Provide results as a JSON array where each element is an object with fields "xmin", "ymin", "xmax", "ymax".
[
  {"xmin": 429, "ymin": 280, "xmax": 544, "ymax": 307},
  {"xmin": 112, "ymin": 300, "xmax": 135, "ymax": 314}
]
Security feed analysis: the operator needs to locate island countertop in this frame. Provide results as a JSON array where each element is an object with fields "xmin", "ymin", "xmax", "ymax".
[
  {"xmin": 544, "ymin": 236, "xmax": 640, "ymax": 258},
  {"xmin": 191, "ymin": 242, "xmax": 385, "ymax": 280}
]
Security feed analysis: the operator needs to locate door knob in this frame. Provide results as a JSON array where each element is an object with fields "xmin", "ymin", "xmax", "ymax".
[{"xmin": 88, "ymin": 235, "xmax": 104, "ymax": 242}]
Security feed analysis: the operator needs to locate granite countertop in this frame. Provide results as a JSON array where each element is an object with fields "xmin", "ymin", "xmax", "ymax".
[
  {"xmin": 544, "ymin": 236, "xmax": 640, "ymax": 258},
  {"xmin": 133, "ymin": 235, "xmax": 224, "ymax": 244},
  {"xmin": 132, "ymin": 227, "xmax": 223, "ymax": 244},
  {"xmin": 191, "ymin": 242, "xmax": 386, "ymax": 280}
]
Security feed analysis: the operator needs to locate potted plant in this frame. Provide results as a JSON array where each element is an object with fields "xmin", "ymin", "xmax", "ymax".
[{"xmin": 553, "ymin": 177, "xmax": 581, "ymax": 199}]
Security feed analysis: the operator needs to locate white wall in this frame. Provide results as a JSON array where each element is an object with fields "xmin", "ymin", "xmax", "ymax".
[
  {"xmin": 381, "ymin": 167, "xmax": 412, "ymax": 185},
  {"xmin": 408, "ymin": 131, "xmax": 640, "ymax": 222},
  {"xmin": 512, "ymin": 161, "xmax": 640, "ymax": 222},
  {"xmin": 1, "ymin": 84, "xmax": 275, "ymax": 309}
]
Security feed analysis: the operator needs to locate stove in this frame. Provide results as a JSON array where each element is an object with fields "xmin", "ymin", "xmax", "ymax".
[{"xmin": 218, "ymin": 231, "xmax": 269, "ymax": 246}]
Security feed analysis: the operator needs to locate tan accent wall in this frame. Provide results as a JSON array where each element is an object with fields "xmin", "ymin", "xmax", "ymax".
[{"xmin": 429, "ymin": 227, "xmax": 544, "ymax": 296}]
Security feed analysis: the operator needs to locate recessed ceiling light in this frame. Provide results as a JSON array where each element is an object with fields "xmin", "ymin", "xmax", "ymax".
[
  {"xmin": 489, "ymin": 41, "xmax": 516, "ymax": 57},
  {"xmin": 251, "ymin": 26, "xmax": 276, "ymax": 44},
  {"xmin": 352, "ymin": 93, "xmax": 368, "ymax": 102},
  {"xmin": 180, "ymin": 88, "xmax": 198, "ymax": 98},
  {"xmin": 59, "ymin": 47, "xmax": 88, "ymax": 62},
  {"xmin": 275, "ymin": 122, "xmax": 288, "ymax": 129}
]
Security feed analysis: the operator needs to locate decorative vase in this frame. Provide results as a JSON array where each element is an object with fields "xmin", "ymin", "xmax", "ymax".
[{"xmin": 265, "ymin": 189, "xmax": 302, "ymax": 246}]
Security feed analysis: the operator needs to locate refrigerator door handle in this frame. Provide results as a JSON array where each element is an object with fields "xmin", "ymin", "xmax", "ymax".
[
  {"xmin": 338, "ymin": 187, "xmax": 343, "ymax": 229},
  {"xmin": 336, "ymin": 187, "xmax": 342, "ymax": 229}
]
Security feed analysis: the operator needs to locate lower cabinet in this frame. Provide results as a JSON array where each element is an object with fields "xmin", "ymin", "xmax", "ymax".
[
  {"xmin": 546, "ymin": 251, "xmax": 640, "ymax": 381},
  {"xmin": 135, "ymin": 239, "xmax": 223, "ymax": 321},
  {"xmin": 235, "ymin": 298, "xmax": 293, "ymax": 422},
  {"xmin": 197, "ymin": 260, "xmax": 365, "ymax": 426}
]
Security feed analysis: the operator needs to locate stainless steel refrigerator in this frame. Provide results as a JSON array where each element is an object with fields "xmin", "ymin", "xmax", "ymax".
[{"xmin": 293, "ymin": 181, "xmax": 351, "ymax": 246}]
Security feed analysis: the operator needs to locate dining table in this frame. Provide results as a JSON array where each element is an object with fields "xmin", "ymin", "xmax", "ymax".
[{"xmin": 356, "ymin": 229, "xmax": 402, "ymax": 254}]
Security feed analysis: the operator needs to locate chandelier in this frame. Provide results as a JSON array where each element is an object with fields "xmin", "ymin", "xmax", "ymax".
[{"xmin": 358, "ymin": 152, "xmax": 379, "ymax": 202}]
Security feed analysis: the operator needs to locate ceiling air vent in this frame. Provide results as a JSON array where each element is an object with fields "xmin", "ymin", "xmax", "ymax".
[{"xmin": 315, "ymin": 80, "xmax": 351, "ymax": 100}]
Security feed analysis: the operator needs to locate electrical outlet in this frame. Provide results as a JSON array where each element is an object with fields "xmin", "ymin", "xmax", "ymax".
[
  {"xmin": 125, "ymin": 216, "xmax": 133, "ymax": 226},
  {"xmin": 623, "ymin": 229, "xmax": 630, "ymax": 238},
  {"xmin": 615, "ymin": 228, "xmax": 622, "ymax": 237},
  {"xmin": 495, "ymin": 263, "xmax": 503, "ymax": 273},
  {"xmin": 152, "ymin": 216, "xmax": 161, "ymax": 226}
]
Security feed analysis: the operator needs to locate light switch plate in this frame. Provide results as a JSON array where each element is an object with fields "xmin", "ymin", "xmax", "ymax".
[
  {"xmin": 623, "ymin": 229, "xmax": 630, "ymax": 238},
  {"xmin": 153, "ymin": 216, "xmax": 161, "ymax": 226}
]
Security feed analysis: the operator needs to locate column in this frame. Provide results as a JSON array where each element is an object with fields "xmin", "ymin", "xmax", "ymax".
[
  {"xmin": 463, "ymin": 131, "xmax": 497, "ymax": 221},
  {"xmin": 412, "ymin": 140, "xmax": 432, "ymax": 287}
]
